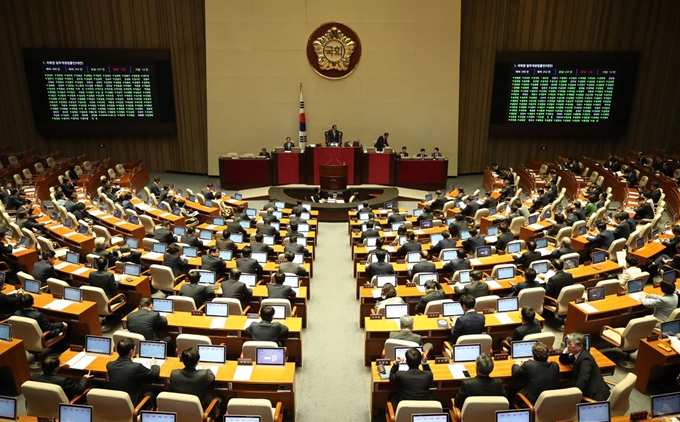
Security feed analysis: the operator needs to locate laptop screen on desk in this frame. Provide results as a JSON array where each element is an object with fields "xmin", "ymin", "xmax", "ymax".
[
  {"xmin": 442, "ymin": 302, "xmax": 464, "ymax": 317},
  {"xmin": 587, "ymin": 286, "xmax": 606, "ymax": 301},
  {"xmin": 578, "ymin": 225, "xmax": 587, "ymax": 236},
  {"xmin": 459, "ymin": 230, "xmax": 470, "ymax": 240},
  {"xmin": 661, "ymin": 320, "xmax": 680, "ymax": 339},
  {"xmin": 532, "ymin": 261, "xmax": 549, "ymax": 275},
  {"xmin": 85, "ymin": 335, "xmax": 112, "ymax": 355},
  {"xmin": 270, "ymin": 305, "xmax": 286, "ymax": 320},
  {"xmin": 375, "ymin": 275, "xmax": 397, "ymax": 288},
  {"xmin": 486, "ymin": 226, "xmax": 499, "ymax": 237},
  {"xmin": 476, "ymin": 246, "xmax": 492, "ymax": 258},
  {"xmin": 496, "ymin": 409, "xmax": 530, "ymax": 422},
  {"xmin": 652, "ymin": 392, "xmax": 680, "ymax": 417},
  {"xmin": 182, "ymin": 246, "xmax": 198, "ymax": 258},
  {"xmin": 256, "ymin": 347, "xmax": 285, "ymax": 365},
  {"xmin": 488, "ymin": 206, "xmax": 497, "ymax": 216},
  {"xmin": 0, "ymin": 324, "xmax": 11, "ymax": 342},
  {"xmin": 59, "ymin": 404, "xmax": 92, "ymax": 422},
  {"xmin": 384, "ymin": 201, "xmax": 395, "ymax": 209},
  {"xmin": 392, "ymin": 222, "xmax": 403, "ymax": 231},
  {"xmin": 431, "ymin": 234, "xmax": 445, "ymax": 246},
  {"xmin": 234, "ymin": 193, "xmax": 243, "ymax": 200},
  {"xmin": 199, "ymin": 229, "xmax": 213, "ymax": 240},
  {"xmin": 407, "ymin": 252, "xmax": 421, "ymax": 263},
  {"xmin": 384, "ymin": 304, "xmax": 409, "ymax": 319},
  {"xmin": 152, "ymin": 298, "xmax": 173, "ymax": 314},
  {"xmin": 251, "ymin": 252, "xmax": 268, "ymax": 263},
  {"xmin": 627, "ymin": 278, "xmax": 643, "ymax": 294},
  {"xmin": 205, "ymin": 200, "xmax": 213, "ymax": 207},
  {"xmin": 64, "ymin": 286, "xmax": 82, "ymax": 302},
  {"xmin": 0, "ymin": 396, "xmax": 16, "ymax": 420},
  {"xmin": 635, "ymin": 237, "xmax": 645, "ymax": 250},
  {"xmin": 64, "ymin": 218, "xmax": 73, "ymax": 229},
  {"xmin": 394, "ymin": 346, "xmax": 423, "ymax": 362},
  {"xmin": 263, "ymin": 235, "xmax": 275, "ymax": 245},
  {"xmin": 113, "ymin": 209, "xmax": 122, "ymax": 219},
  {"xmin": 197, "ymin": 344, "xmax": 226, "ymax": 364},
  {"xmin": 139, "ymin": 341, "xmax": 167, "ymax": 359},
  {"xmin": 197, "ymin": 271, "xmax": 216, "ymax": 284},
  {"xmin": 412, "ymin": 414, "xmax": 448, "ymax": 422},
  {"xmin": 506, "ymin": 241, "xmax": 522, "ymax": 254},
  {"xmin": 124, "ymin": 263, "xmax": 142, "ymax": 277},
  {"xmin": 453, "ymin": 344, "xmax": 481, "ymax": 362},
  {"xmin": 535, "ymin": 238, "xmax": 548, "ymax": 249},
  {"xmin": 239, "ymin": 220, "xmax": 250, "ymax": 229},
  {"xmin": 139, "ymin": 411, "xmax": 177, "ymax": 422},
  {"xmin": 365, "ymin": 237, "xmax": 378, "ymax": 247},
  {"xmin": 496, "ymin": 266, "xmax": 515, "ymax": 280},
  {"xmin": 173, "ymin": 227, "xmax": 185, "ymax": 236},
  {"xmin": 577, "ymin": 401, "xmax": 610, "ymax": 422},
  {"xmin": 24, "ymin": 279, "xmax": 41, "ymax": 294},
  {"xmin": 65, "ymin": 251, "xmax": 80, "ymax": 265},
  {"xmin": 78, "ymin": 224, "xmax": 89, "ymax": 234},
  {"xmin": 240, "ymin": 273, "xmax": 257, "ymax": 287},
  {"xmin": 213, "ymin": 217, "xmax": 225, "ymax": 226},
  {"xmin": 591, "ymin": 250, "xmax": 607, "ymax": 264},
  {"xmin": 205, "ymin": 302, "xmax": 229, "ymax": 317},
  {"xmin": 457, "ymin": 270, "xmax": 471, "ymax": 283},
  {"xmin": 128, "ymin": 215, "xmax": 139, "ymax": 225},
  {"xmin": 219, "ymin": 250, "xmax": 233, "ymax": 261},
  {"xmin": 527, "ymin": 214, "xmax": 538, "ymax": 225},
  {"xmin": 420, "ymin": 220, "xmax": 433, "ymax": 229},
  {"xmin": 663, "ymin": 269, "xmax": 678, "ymax": 283},
  {"xmin": 497, "ymin": 297, "xmax": 518, "ymax": 313},
  {"xmin": 283, "ymin": 275, "xmax": 299, "ymax": 288},
  {"xmin": 416, "ymin": 273, "xmax": 438, "ymax": 286},
  {"xmin": 563, "ymin": 257, "xmax": 579, "ymax": 269},
  {"xmin": 152, "ymin": 242, "xmax": 167, "ymax": 254},
  {"xmin": 231, "ymin": 233, "xmax": 244, "ymax": 244},
  {"xmin": 126, "ymin": 237, "xmax": 140, "ymax": 249},
  {"xmin": 442, "ymin": 249, "xmax": 458, "ymax": 261},
  {"xmin": 511, "ymin": 340, "xmax": 537, "ymax": 359}
]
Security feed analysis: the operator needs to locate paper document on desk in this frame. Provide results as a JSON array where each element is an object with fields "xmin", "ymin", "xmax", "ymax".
[
  {"xmin": 12, "ymin": 247, "xmax": 27, "ymax": 252},
  {"xmin": 197, "ymin": 365, "xmax": 219, "ymax": 376},
  {"xmin": 50, "ymin": 224, "xmax": 64, "ymax": 230},
  {"xmin": 414, "ymin": 230, "xmax": 425, "ymax": 235},
  {"xmin": 616, "ymin": 250, "xmax": 627, "ymax": 267},
  {"xmin": 133, "ymin": 358, "xmax": 165, "ymax": 369},
  {"xmin": 63, "ymin": 232, "xmax": 78, "ymax": 238},
  {"xmin": 539, "ymin": 270, "xmax": 556, "ymax": 280},
  {"xmin": 136, "ymin": 204, "xmax": 150, "ymax": 211},
  {"xmin": 65, "ymin": 351, "xmax": 86, "ymax": 368},
  {"xmin": 495, "ymin": 313, "xmax": 514, "ymax": 324},
  {"xmin": 371, "ymin": 289, "xmax": 382, "ymax": 298},
  {"xmin": 101, "ymin": 215, "xmax": 113, "ymax": 220},
  {"xmin": 385, "ymin": 246, "xmax": 396, "ymax": 253},
  {"xmin": 416, "ymin": 286, "xmax": 426, "ymax": 293},
  {"xmin": 628, "ymin": 292, "xmax": 643, "ymax": 302},
  {"xmin": 576, "ymin": 303, "xmax": 599, "ymax": 313},
  {"xmin": 528, "ymin": 223, "xmax": 545, "ymax": 230},
  {"xmin": 115, "ymin": 221, "xmax": 127, "ymax": 226},
  {"xmin": 68, "ymin": 353, "xmax": 97, "ymax": 370},
  {"xmin": 54, "ymin": 262, "xmax": 71, "ymax": 270},
  {"xmin": 243, "ymin": 318, "xmax": 258, "ymax": 329},
  {"xmin": 43, "ymin": 299, "xmax": 72, "ymax": 311},
  {"xmin": 486, "ymin": 280, "xmax": 501, "ymax": 289},
  {"xmin": 233, "ymin": 365, "xmax": 253, "ymax": 381},
  {"xmin": 72, "ymin": 267, "xmax": 90, "ymax": 275},
  {"xmin": 210, "ymin": 318, "xmax": 227, "ymax": 329},
  {"xmin": 206, "ymin": 225, "xmax": 216, "ymax": 230},
  {"xmin": 89, "ymin": 210, "xmax": 105, "ymax": 216},
  {"xmin": 469, "ymin": 259, "xmax": 482, "ymax": 266},
  {"xmin": 142, "ymin": 252, "xmax": 163, "ymax": 260},
  {"xmin": 448, "ymin": 363, "xmax": 468, "ymax": 379}
]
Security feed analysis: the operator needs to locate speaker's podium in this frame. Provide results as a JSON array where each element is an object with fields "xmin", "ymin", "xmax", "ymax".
[{"xmin": 319, "ymin": 164, "xmax": 348, "ymax": 190}]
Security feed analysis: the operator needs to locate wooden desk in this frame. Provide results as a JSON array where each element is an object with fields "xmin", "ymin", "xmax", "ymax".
[
  {"xmin": 85, "ymin": 207, "xmax": 146, "ymax": 241},
  {"xmin": 10, "ymin": 246, "xmax": 39, "ymax": 273},
  {"xmin": 118, "ymin": 164, "xmax": 149, "ymax": 194},
  {"xmin": 57, "ymin": 350, "xmax": 297, "ymax": 419},
  {"xmin": 30, "ymin": 292, "xmax": 102, "ymax": 338},
  {"xmin": 42, "ymin": 221, "xmax": 95, "ymax": 259},
  {"xmin": 564, "ymin": 294, "xmax": 649, "ymax": 336},
  {"xmin": 634, "ymin": 338, "xmax": 680, "ymax": 394},
  {"xmin": 123, "ymin": 311, "xmax": 304, "ymax": 366},
  {"xmin": 0, "ymin": 339, "xmax": 30, "ymax": 395},
  {"xmin": 519, "ymin": 220, "xmax": 553, "ymax": 242},
  {"xmin": 632, "ymin": 241, "xmax": 668, "ymax": 265},
  {"xmin": 131, "ymin": 198, "xmax": 185, "ymax": 226},
  {"xmin": 369, "ymin": 347, "xmax": 615, "ymax": 418}
]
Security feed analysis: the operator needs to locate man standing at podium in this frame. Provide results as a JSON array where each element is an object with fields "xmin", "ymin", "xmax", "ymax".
[
  {"xmin": 374, "ymin": 132, "xmax": 390, "ymax": 152},
  {"xmin": 283, "ymin": 137, "xmax": 295, "ymax": 151},
  {"xmin": 327, "ymin": 124, "xmax": 341, "ymax": 145}
]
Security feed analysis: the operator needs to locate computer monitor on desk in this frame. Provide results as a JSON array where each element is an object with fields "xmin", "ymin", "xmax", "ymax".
[
  {"xmin": 0, "ymin": 396, "xmax": 16, "ymax": 421},
  {"xmin": 495, "ymin": 409, "xmax": 530, "ymax": 422},
  {"xmin": 59, "ymin": 404, "xmax": 93, "ymax": 422},
  {"xmin": 375, "ymin": 275, "xmax": 397, "ymax": 288},
  {"xmin": 453, "ymin": 344, "xmax": 481, "ymax": 363},
  {"xmin": 577, "ymin": 401, "xmax": 610, "ymax": 422},
  {"xmin": 591, "ymin": 250, "xmax": 607, "ymax": 266},
  {"xmin": 139, "ymin": 411, "xmax": 177, "ymax": 422},
  {"xmin": 535, "ymin": 238, "xmax": 548, "ymax": 249},
  {"xmin": 652, "ymin": 392, "xmax": 680, "ymax": 418},
  {"xmin": 384, "ymin": 304, "xmax": 408, "ymax": 320},
  {"xmin": 662, "ymin": 268, "xmax": 678, "ymax": 283},
  {"xmin": 442, "ymin": 302, "xmax": 464, "ymax": 317},
  {"xmin": 506, "ymin": 241, "xmax": 522, "ymax": 254},
  {"xmin": 412, "ymin": 414, "xmax": 448, "ymax": 422},
  {"xmin": 511, "ymin": 340, "xmax": 537, "ymax": 359},
  {"xmin": 497, "ymin": 297, "xmax": 518, "ymax": 313},
  {"xmin": 476, "ymin": 246, "xmax": 492, "ymax": 258},
  {"xmin": 496, "ymin": 266, "xmax": 515, "ymax": 281}
]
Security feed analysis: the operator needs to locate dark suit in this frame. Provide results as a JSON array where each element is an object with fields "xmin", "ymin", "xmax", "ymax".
[
  {"xmin": 415, "ymin": 285, "xmax": 446, "ymax": 313},
  {"xmin": 32, "ymin": 260, "xmax": 61, "ymax": 286},
  {"xmin": 545, "ymin": 271, "xmax": 574, "ymax": 300},
  {"xmin": 267, "ymin": 284, "xmax": 296, "ymax": 299},
  {"xmin": 397, "ymin": 241, "xmax": 422, "ymax": 256},
  {"xmin": 592, "ymin": 230, "xmax": 615, "ymax": 250},
  {"xmin": 559, "ymin": 350, "xmax": 610, "ymax": 401},
  {"xmin": 15, "ymin": 308, "xmax": 63, "ymax": 335},
  {"xmin": 250, "ymin": 242, "xmax": 273, "ymax": 254},
  {"xmin": 360, "ymin": 229, "xmax": 380, "ymax": 243},
  {"xmin": 118, "ymin": 251, "xmax": 148, "ymax": 271},
  {"xmin": 366, "ymin": 261, "xmax": 395, "ymax": 278},
  {"xmin": 442, "ymin": 258, "xmax": 471, "ymax": 274},
  {"xmin": 179, "ymin": 283, "xmax": 215, "ymax": 308},
  {"xmin": 88, "ymin": 270, "xmax": 118, "ymax": 299},
  {"xmin": 30, "ymin": 372, "xmax": 88, "ymax": 400},
  {"xmin": 388, "ymin": 213, "xmax": 407, "ymax": 224},
  {"xmin": 509, "ymin": 280, "xmax": 543, "ymax": 297},
  {"xmin": 496, "ymin": 231, "xmax": 514, "ymax": 251},
  {"xmin": 512, "ymin": 360, "xmax": 559, "ymax": 404},
  {"xmin": 215, "ymin": 238, "xmax": 236, "ymax": 252},
  {"xmin": 169, "ymin": 367, "xmax": 216, "ymax": 409},
  {"xmin": 327, "ymin": 129, "xmax": 341, "ymax": 144},
  {"xmin": 256, "ymin": 225, "xmax": 278, "ymax": 236},
  {"xmin": 451, "ymin": 311, "xmax": 486, "ymax": 343},
  {"xmin": 634, "ymin": 203, "xmax": 654, "ymax": 222},
  {"xmin": 499, "ymin": 185, "xmax": 515, "ymax": 200},
  {"xmin": 565, "ymin": 214, "xmax": 579, "ymax": 227},
  {"xmin": 514, "ymin": 251, "xmax": 542, "ymax": 269},
  {"xmin": 531, "ymin": 195, "xmax": 549, "ymax": 212},
  {"xmin": 154, "ymin": 227, "xmax": 177, "ymax": 245},
  {"xmin": 454, "ymin": 375, "xmax": 506, "ymax": 408},
  {"xmin": 454, "ymin": 281, "xmax": 490, "ymax": 298},
  {"xmin": 279, "ymin": 262, "xmax": 308, "ymax": 276},
  {"xmin": 462, "ymin": 202, "xmax": 480, "ymax": 218},
  {"xmin": 284, "ymin": 242, "xmax": 310, "ymax": 256},
  {"xmin": 613, "ymin": 222, "xmax": 631, "ymax": 241},
  {"xmin": 430, "ymin": 238, "xmax": 457, "ymax": 257},
  {"xmin": 245, "ymin": 320, "xmax": 289, "ymax": 342},
  {"xmin": 449, "ymin": 221, "xmax": 469, "ymax": 236},
  {"xmin": 180, "ymin": 234, "xmax": 202, "ymax": 248},
  {"xmin": 374, "ymin": 135, "xmax": 389, "ymax": 152},
  {"xmin": 106, "ymin": 356, "xmax": 160, "ymax": 406},
  {"xmin": 547, "ymin": 223, "xmax": 566, "ymax": 238},
  {"xmin": 431, "ymin": 197, "xmax": 447, "ymax": 211},
  {"xmin": 221, "ymin": 279, "xmax": 252, "ymax": 302},
  {"xmin": 201, "ymin": 255, "xmax": 226, "ymax": 278},
  {"xmin": 149, "ymin": 183, "xmax": 161, "ymax": 197},
  {"xmin": 0, "ymin": 292, "xmax": 21, "ymax": 320},
  {"xmin": 462, "ymin": 235, "xmax": 486, "ymax": 254},
  {"xmin": 389, "ymin": 363, "xmax": 433, "ymax": 405},
  {"xmin": 409, "ymin": 261, "xmax": 437, "ymax": 279},
  {"xmin": 163, "ymin": 253, "xmax": 189, "ymax": 278},
  {"xmin": 236, "ymin": 257, "xmax": 262, "ymax": 276},
  {"xmin": 283, "ymin": 141, "xmax": 295, "ymax": 151},
  {"xmin": 511, "ymin": 320, "xmax": 542, "ymax": 341},
  {"xmin": 481, "ymin": 197, "xmax": 498, "ymax": 209},
  {"xmin": 550, "ymin": 246, "xmax": 575, "ymax": 259},
  {"xmin": 126, "ymin": 308, "xmax": 167, "ymax": 341}
]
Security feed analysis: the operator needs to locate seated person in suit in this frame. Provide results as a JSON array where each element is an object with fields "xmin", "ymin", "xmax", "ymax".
[
  {"xmin": 366, "ymin": 249, "xmax": 395, "ymax": 278},
  {"xmin": 107, "ymin": 338, "xmax": 161, "ymax": 406},
  {"xmin": 245, "ymin": 305, "xmax": 289, "ymax": 345},
  {"xmin": 530, "ymin": 188, "xmax": 549, "ymax": 213},
  {"xmin": 163, "ymin": 243, "xmax": 189, "ymax": 278},
  {"xmin": 448, "ymin": 213, "xmax": 469, "ymax": 237},
  {"xmin": 169, "ymin": 347, "xmax": 223, "ymax": 416},
  {"xmin": 92, "ymin": 237, "xmax": 118, "ymax": 266},
  {"xmin": 250, "ymin": 233, "xmax": 274, "ymax": 255},
  {"xmin": 550, "ymin": 237, "xmax": 575, "ymax": 259},
  {"xmin": 256, "ymin": 217, "xmax": 279, "ymax": 237},
  {"xmin": 572, "ymin": 201, "xmax": 586, "ymax": 221},
  {"xmin": 461, "ymin": 196, "xmax": 480, "ymax": 219},
  {"xmin": 397, "ymin": 146, "xmax": 409, "ymax": 158},
  {"xmin": 591, "ymin": 222, "xmax": 614, "ymax": 251},
  {"xmin": 583, "ymin": 194, "xmax": 598, "ymax": 218},
  {"xmin": 126, "ymin": 297, "xmax": 173, "ymax": 347},
  {"xmin": 512, "ymin": 342, "xmax": 559, "ymax": 406},
  {"xmin": 513, "ymin": 240, "xmax": 541, "ymax": 269},
  {"xmin": 442, "ymin": 248, "xmax": 471, "ymax": 275},
  {"xmin": 180, "ymin": 227, "xmax": 203, "ymax": 248},
  {"xmin": 640, "ymin": 280, "xmax": 678, "ymax": 324},
  {"xmin": 279, "ymin": 250, "xmax": 308, "ymax": 276},
  {"xmin": 390, "ymin": 315, "xmax": 433, "ymax": 352},
  {"xmin": 236, "ymin": 246, "xmax": 263, "ymax": 278},
  {"xmin": 31, "ymin": 355, "xmax": 91, "ymax": 400},
  {"xmin": 454, "ymin": 270, "xmax": 490, "ymax": 298},
  {"xmin": 283, "ymin": 137, "xmax": 295, "ymax": 151},
  {"xmin": 215, "ymin": 230, "xmax": 237, "ymax": 253},
  {"xmin": 387, "ymin": 208, "xmax": 407, "ymax": 224},
  {"xmin": 357, "ymin": 201, "xmax": 372, "ymax": 215},
  {"xmin": 326, "ymin": 124, "xmax": 341, "ymax": 145},
  {"xmin": 451, "ymin": 294, "xmax": 485, "ymax": 343},
  {"xmin": 149, "ymin": 177, "xmax": 162, "ymax": 197},
  {"xmin": 417, "ymin": 205, "xmax": 434, "ymax": 223},
  {"xmin": 415, "ymin": 279, "xmax": 445, "ymax": 314},
  {"xmin": 495, "ymin": 223, "xmax": 514, "ymax": 252},
  {"xmin": 499, "ymin": 179, "xmax": 515, "ymax": 201},
  {"xmin": 267, "ymin": 270, "xmax": 296, "ymax": 299},
  {"xmin": 546, "ymin": 213, "xmax": 566, "ymax": 237},
  {"xmin": 396, "ymin": 232, "xmax": 422, "ymax": 256},
  {"xmin": 179, "ymin": 270, "xmax": 216, "ymax": 308},
  {"xmin": 431, "ymin": 147, "xmax": 443, "ymax": 158},
  {"xmin": 612, "ymin": 212, "xmax": 632, "ymax": 240},
  {"xmin": 284, "ymin": 234, "xmax": 311, "ymax": 257},
  {"xmin": 180, "ymin": 199, "xmax": 202, "ymax": 226},
  {"xmin": 225, "ymin": 217, "xmax": 248, "ymax": 237},
  {"xmin": 32, "ymin": 251, "xmax": 68, "ymax": 287},
  {"xmin": 454, "ymin": 353, "xmax": 506, "ymax": 408},
  {"xmin": 414, "ymin": 148, "xmax": 428, "ymax": 158},
  {"xmin": 409, "ymin": 251, "xmax": 436, "ymax": 279},
  {"xmin": 289, "ymin": 209, "xmax": 307, "ymax": 225},
  {"xmin": 154, "ymin": 220, "xmax": 177, "ymax": 245},
  {"xmin": 559, "ymin": 333, "xmax": 610, "ymax": 401},
  {"xmin": 375, "ymin": 283, "xmax": 405, "ymax": 313},
  {"xmin": 201, "ymin": 246, "xmax": 227, "ymax": 279},
  {"xmin": 508, "ymin": 268, "xmax": 542, "ymax": 297},
  {"xmin": 462, "ymin": 228, "xmax": 486, "ymax": 255},
  {"xmin": 544, "ymin": 259, "xmax": 574, "ymax": 303},
  {"xmin": 564, "ymin": 206, "xmax": 579, "ymax": 227},
  {"xmin": 633, "ymin": 195, "xmax": 654, "ymax": 222},
  {"xmin": 89, "ymin": 256, "xmax": 122, "ymax": 302},
  {"xmin": 481, "ymin": 191, "xmax": 498, "ymax": 209},
  {"xmin": 430, "ymin": 230, "xmax": 457, "ymax": 257},
  {"xmin": 389, "ymin": 347, "xmax": 432, "ymax": 407},
  {"xmin": 15, "ymin": 294, "xmax": 67, "ymax": 338},
  {"xmin": 117, "ymin": 244, "xmax": 147, "ymax": 271},
  {"xmin": 360, "ymin": 220, "xmax": 380, "ymax": 243},
  {"xmin": 507, "ymin": 306, "xmax": 541, "ymax": 344},
  {"xmin": 258, "ymin": 147, "xmax": 271, "ymax": 158},
  {"xmin": 618, "ymin": 254, "xmax": 642, "ymax": 288},
  {"xmin": 220, "ymin": 268, "xmax": 252, "ymax": 304}
]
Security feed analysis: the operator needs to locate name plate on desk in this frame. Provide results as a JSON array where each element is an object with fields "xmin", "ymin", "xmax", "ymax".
[
  {"xmin": 616, "ymin": 290, "xmax": 626, "ymax": 296},
  {"xmin": 70, "ymin": 345, "xmax": 84, "ymax": 352},
  {"xmin": 629, "ymin": 411, "xmax": 649, "ymax": 420},
  {"xmin": 191, "ymin": 310, "xmax": 203, "ymax": 316},
  {"xmin": 363, "ymin": 283, "xmax": 373, "ymax": 288},
  {"xmin": 237, "ymin": 358, "xmax": 252, "ymax": 365},
  {"xmin": 376, "ymin": 359, "xmax": 390, "ymax": 367},
  {"xmin": 575, "ymin": 298, "xmax": 585, "ymax": 304},
  {"xmin": 435, "ymin": 357, "xmax": 450, "ymax": 364},
  {"xmin": 52, "ymin": 293, "xmax": 63, "ymax": 299},
  {"xmin": 483, "ymin": 308, "xmax": 495, "ymax": 314},
  {"xmin": 427, "ymin": 312, "xmax": 440, "ymax": 318},
  {"xmin": 493, "ymin": 353, "xmax": 509, "ymax": 361},
  {"xmin": 406, "ymin": 282, "xmax": 416, "ymax": 287},
  {"xmin": 549, "ymin": 349, "xmax": 562, "ymax": 356},
  {"xmin": 370, "ymin": 314, "xmax": 383, "ymax": 320},
  {"xmin": 647, "ymin": 333, "xmax": 660, "ymax": 342}
]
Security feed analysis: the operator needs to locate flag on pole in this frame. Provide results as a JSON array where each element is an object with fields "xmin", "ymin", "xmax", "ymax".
[{"xmin": 299, "ymin": 83, "xmax": 307, "ymax": 149}]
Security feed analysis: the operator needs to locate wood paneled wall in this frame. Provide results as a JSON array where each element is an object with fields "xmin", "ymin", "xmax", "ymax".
[
  {"xmin": 0, "ymin": 0, "xmax": 206, "ymax": 173},
  {"xmin": 458, "ymin": 0, "xmax": 680, "ymax": 174}
]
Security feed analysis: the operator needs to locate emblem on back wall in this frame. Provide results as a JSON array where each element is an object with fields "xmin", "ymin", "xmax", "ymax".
[{"xmin": 307, "ymin": 22, "xmax": 362, "ymax": 80}]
